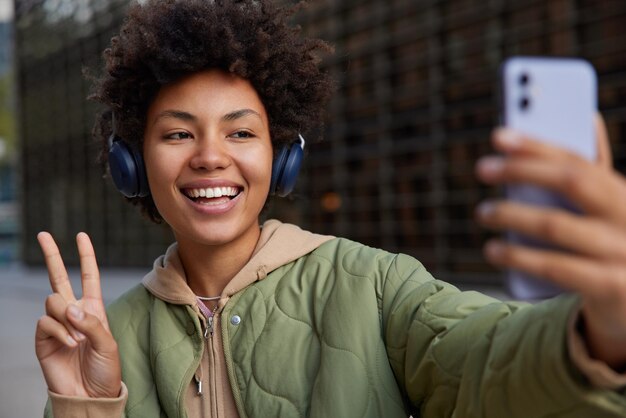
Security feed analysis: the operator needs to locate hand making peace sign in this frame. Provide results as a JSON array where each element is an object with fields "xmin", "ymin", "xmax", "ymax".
[{"xmin": 35, "ymin": 232, "xmax": 121, "ymax": 398}]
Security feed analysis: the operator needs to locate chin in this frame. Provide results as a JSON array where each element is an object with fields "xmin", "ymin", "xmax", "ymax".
[{"xmin": 173, "ymin": 221, "xmax": 259, "ymax": 248}]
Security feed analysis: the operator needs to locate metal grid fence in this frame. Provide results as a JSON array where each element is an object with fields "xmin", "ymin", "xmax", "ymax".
[
  {"xmin": 13, "ymin": 0, "xmax": 626, "ymax": 286},
  {"xmin": 294, "ymin": 0, "xmax": 626, "ymax": 284}
]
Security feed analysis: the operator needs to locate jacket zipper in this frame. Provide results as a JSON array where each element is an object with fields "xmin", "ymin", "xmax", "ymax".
[
  {"xmin": 207, "ymin": 314, "xmax": 215, "ymax": 337},
  {"xmin": 198, "ymin": 311, "xmax": 220, "ymax": 417}
]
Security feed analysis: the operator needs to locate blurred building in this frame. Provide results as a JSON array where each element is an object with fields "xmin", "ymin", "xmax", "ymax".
[
  {"xmin": 12, "ymin": 0, "xmax": 626, "ymax": 286},
  {"xmin": 0, "ymin": 3, "xmax": 17, "ymax": 265},
  {"xmin": 0, "ymin": 20, "xmax": 12, "ymax": 74},
  {"xmin": 13, "ymin": 0, "xmax": 173, "ymax": 267}
]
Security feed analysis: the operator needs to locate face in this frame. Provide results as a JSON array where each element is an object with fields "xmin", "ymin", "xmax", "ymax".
[{"xmin": 143, "ymin": 69, "xmax": 273, "ymax": 249}]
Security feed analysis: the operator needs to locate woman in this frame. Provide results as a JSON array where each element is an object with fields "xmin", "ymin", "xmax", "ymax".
[{"xmin": 36, "ymin": 1, "xmax": 626, "ymax": 417}]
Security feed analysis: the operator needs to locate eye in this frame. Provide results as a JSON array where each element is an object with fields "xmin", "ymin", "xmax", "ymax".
[
  {"xmin": 165, "ymin": 131, "xmax": 192, "ymax": 140},
  {"xmin": 229, "ymin": 130, "xmax": 255, "ymax": 139}
]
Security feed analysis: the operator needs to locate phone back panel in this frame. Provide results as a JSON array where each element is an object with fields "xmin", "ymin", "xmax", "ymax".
[
  {"xmin": 501, "ymin": 57, "xmax": 597, "ymax": 299},
  {"xmin": 502, "ymin": 57, "xmax": 597, "ymax": 157}
]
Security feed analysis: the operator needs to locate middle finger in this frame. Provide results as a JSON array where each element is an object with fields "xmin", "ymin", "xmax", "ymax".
[
  {"xmin": 476, "ymin": 156, "xmax": 626, "ymax": 227},
  {"xmin": 76, "ymin": 233, "xmax": 103, "ymax": 303},
  {"xmin": 476, "ymin": 200, "xmax": 626, "ymax": 261}
]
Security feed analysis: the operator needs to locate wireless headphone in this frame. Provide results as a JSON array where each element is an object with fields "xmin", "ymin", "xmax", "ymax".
[
  {"xmin": 270, "ymin": 134, "xmax": 305, "ymax": 197},
  {"xmin": 108, "ymin": 116, "xmax": 150, "ymax": 198},
  {"xmin": 108, "ymin": 114, "xmax": 304, "ymax": 198}
]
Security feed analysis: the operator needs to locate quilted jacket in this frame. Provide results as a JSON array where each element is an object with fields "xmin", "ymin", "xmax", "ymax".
[
  {"xmin": 98, "ymin": 236, "xmax": 625, "ymax": 417},
  {"xmin": 44, "ymin": 220, "xmax": 626, "ymax": 417}
]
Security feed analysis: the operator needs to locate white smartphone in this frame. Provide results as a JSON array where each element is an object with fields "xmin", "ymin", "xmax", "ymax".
[{"xmin": 500, "ymin": 56, "xmax": 598, "ymax": 300}]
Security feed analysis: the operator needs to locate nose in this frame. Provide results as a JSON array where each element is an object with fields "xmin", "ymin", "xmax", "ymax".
[{"xmin": 189, "ymin": 135, "xmax": 231, "ymax": 171}]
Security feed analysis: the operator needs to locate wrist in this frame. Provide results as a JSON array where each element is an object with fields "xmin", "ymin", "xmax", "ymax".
[
  {"xmin": 89, "ymin": 381, "xmax": 122, "ymax": 399},
  {"xmin": 99, "ymin": 385, "xmax": 122, "ymax": 399},
  {"xmin": 578, "ymin": 310, "xmax": 626, "ymax": 372}
]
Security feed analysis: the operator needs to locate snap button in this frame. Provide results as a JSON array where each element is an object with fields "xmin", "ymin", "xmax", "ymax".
[
  {"xmin": 230, "ymin": 315, "xmax": 241, "ymax": 326},
  {"xmin": 186, "ymin": 321, "xmax": 195, "ymax": 336}
]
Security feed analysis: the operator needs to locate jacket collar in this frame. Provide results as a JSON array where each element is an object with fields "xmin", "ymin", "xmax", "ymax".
[{"xmin": 141, "ymin": 219, "xmax": 334, "ymax": 309}]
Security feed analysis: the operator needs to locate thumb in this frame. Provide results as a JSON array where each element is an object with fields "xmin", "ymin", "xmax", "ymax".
[{"xmin": 66, "ymin": 304, "xmax": 118, "ymax": 354}]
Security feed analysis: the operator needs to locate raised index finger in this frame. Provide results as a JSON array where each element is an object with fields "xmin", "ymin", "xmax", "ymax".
[
  {"xmin": 76, "ymin": 232, "xmax": 103, "ymax": 302},
  {"xmin": 37, "ymin": 232, "xmax": 76, "ymax": 302}
]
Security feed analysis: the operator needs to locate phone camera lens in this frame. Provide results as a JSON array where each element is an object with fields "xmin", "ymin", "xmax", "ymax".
[
  {"xmin": 519, "ymin": 73, "xmax": 530, "ymax": 86},
  {"xmin": 519, "ymin": 97, "xmax": 530, "ymax": 110}
]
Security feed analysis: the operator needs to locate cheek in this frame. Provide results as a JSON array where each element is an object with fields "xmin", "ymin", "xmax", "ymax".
[
  {"xmin": 144, "ymin": 147, "xmax": 180, "ymax": 198},
  {"xmin": 258, "ymin": 151, "xmax": 274, "ymax": 190},
  {"xmin": 239, "ymin": 146, "xmax": 273, "ymax": 188}
]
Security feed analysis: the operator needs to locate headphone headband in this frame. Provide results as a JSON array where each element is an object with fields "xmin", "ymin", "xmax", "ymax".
[{"xmin": 297, "ymin": 134, "xmax": 305, "ymax": 149}]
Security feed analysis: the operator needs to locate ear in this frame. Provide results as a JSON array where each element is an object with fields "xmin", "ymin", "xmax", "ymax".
[{"xmin": 595, "ymin": 113, "xmax": 613, "ymax": 170}]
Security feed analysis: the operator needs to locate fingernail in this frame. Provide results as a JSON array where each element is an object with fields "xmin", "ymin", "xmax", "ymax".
[
  {"xmin": 67, "ymin": 335, "xmax": 78, "ymax": 347},
  {"xmin": 485, "ymin": 240, "xmax": 505, "ymax": 260},
  {"xmin": 74, "ymin": 331, "xmax": 86, "ymax": 341},
  {"xmin": 477, "ymin": 157, "xmax": 505, "ymax": 177},
  {"xmin": 495, "ymin": 128, "xmax": 523, "ymax": 148},
  {"xmin": 68, "ymin": 305, "xmax": 84, "ymax": 321},
  {"xmin": 476, "ymin": 202, "xmax": 496, "ymax": 219}
]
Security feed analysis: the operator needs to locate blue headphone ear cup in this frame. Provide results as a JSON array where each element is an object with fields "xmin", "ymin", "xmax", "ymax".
[
  {"xmin": 270, "ymin": 146, "xmax": 289, "ymax": 196},
  {"xmin": 270, "ymin": 143, "xmax": 303, "ymax": 197},
  {"xmin": 109, "ymin": 137, "xmax": 150, "ymax": 198},
  {"xmin": 279, "ymin": 144, "xmax": 303, "ymax": 196},
  {"xmin": 133, "ymin": 149, "xmax": 150, "ymax": 198}
]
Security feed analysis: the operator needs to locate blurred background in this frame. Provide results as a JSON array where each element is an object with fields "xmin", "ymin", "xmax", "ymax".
[
  {"xmin": 6, "ymin": 0, "xmax": 626, "ymax": 284},
  {"xmin": 2, "ymin": 0, "xmax": 626, "ymax": 416},
  {"xmin": 0, "ymin": 0, "xmax": 15, "ymax": 266}
]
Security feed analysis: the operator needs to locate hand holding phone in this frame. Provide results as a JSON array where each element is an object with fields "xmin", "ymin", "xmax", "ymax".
[
  {"xmin": 478, "ymin": 59, "xmax": 626, "ymax": 370},
  {"xmin": 500, "ymin": 56, "xmax": 597, "ymax": 299}
]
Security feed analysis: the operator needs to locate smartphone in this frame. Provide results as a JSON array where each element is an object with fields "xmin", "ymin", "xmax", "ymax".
[{"xmin": 500, "ymin": 56, "xmax": 597, "ymax": 300}]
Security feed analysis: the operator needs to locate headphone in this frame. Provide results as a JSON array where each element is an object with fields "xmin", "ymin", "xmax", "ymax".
[
  {"xmin": 270, "ymin": 134, "xmax": 305, "ymax": 197},
  {"xmin": 108, "ymin": 115, "xmax": 305, "ymax": 198},
  {"xmin": 108, "ymin": 130, "xmax": 150, "ymax": 199}
]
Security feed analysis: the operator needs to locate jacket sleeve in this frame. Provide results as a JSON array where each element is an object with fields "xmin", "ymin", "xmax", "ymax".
[
  {"xmin": 44, "ymin": 383, "xmax": 128, "ymax": 418},
  {"xmin": 381, "ymin": 253, "xmax": 626, "ymax": 417}
]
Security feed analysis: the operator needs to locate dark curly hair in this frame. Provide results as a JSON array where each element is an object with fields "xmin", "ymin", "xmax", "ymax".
[{"xmin": 90, "ymin": 0, "xmax": 334, "ymax": 223}]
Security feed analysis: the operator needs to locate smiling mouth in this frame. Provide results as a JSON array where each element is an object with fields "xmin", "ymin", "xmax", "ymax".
[{"xmin": 182, "ymin": 186, "xmax": 242, "ymax": 204}]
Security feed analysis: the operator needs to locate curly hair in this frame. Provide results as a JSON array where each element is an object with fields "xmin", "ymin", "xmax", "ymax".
[{"xmin": 90, "ymin": 0, "xmax": 334, "ymax": 223}]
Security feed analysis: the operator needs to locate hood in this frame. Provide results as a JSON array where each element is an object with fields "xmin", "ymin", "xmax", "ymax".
[{"xmin": 141, "ymin": 219, "xmax": 334, "ymax": 310}]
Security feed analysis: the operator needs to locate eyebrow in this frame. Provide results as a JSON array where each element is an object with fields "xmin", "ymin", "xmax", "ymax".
[
  {"xmin": 222, "ymin": 108, "xmax": 263, "ymax": 122},
  {"xmin": 152, "ymin": 110, "xmax": 197, "ymax": 125},
  {"xmin": 152, "ymin": 108, "xmax": 262, "ymax": 125}
]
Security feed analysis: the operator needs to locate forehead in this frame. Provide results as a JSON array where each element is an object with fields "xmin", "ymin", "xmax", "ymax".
[{"xmin": 147, "ymin": 69, "xmax": 268, "ymax": 121}]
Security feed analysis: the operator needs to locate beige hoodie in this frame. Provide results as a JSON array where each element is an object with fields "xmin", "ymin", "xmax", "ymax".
[{"xmin": 48, "ymin": 220, "xmax": 626, "ymax": 417}]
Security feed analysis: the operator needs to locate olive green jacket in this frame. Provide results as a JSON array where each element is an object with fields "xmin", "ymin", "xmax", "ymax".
[{"xmin": 46, "ymin": 225, "xmax": 626, "ymax": 417}]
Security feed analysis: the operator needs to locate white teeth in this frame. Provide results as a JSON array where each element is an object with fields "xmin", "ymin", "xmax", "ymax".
[{"xmin": 186, "ymin": 186, "xmax": 239, "ymax": 199}]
